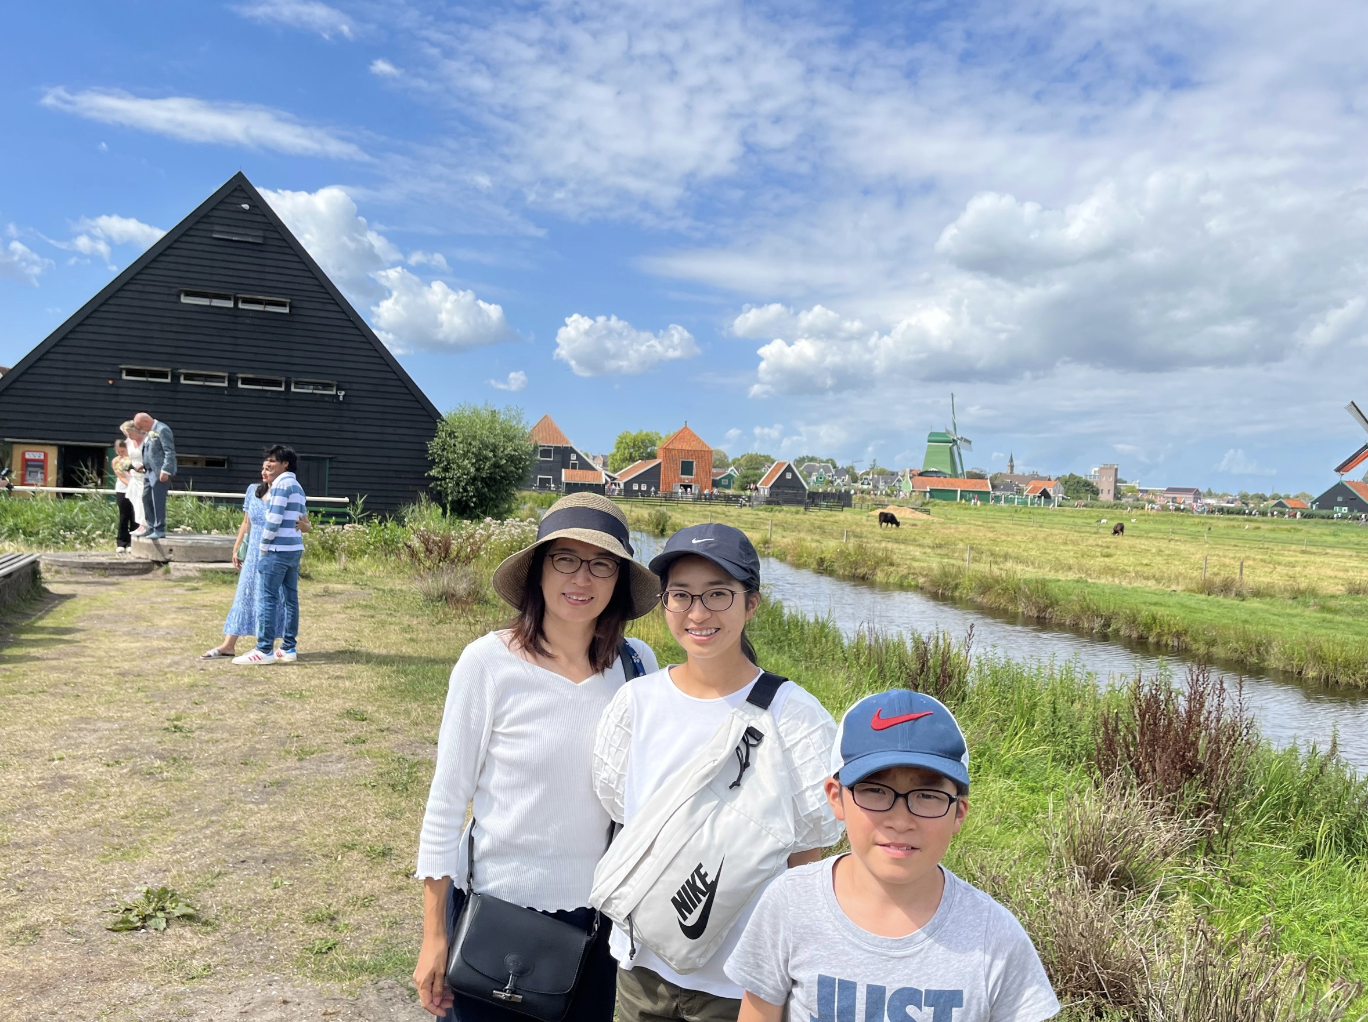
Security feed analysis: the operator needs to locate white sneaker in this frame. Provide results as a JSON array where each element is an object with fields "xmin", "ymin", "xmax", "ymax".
[
  {"xmin": 232, "ymin": 649, "xmax": 276, "ymax": 665},
  {"xmin": 274, "ymin": 649, "xmax": 297, "ymax": 663}
]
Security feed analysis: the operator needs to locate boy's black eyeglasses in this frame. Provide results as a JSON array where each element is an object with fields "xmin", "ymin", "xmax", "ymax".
[
  {"xmin": 548, "ymin": 552, "xmax": 620, "ymax": 578},
  {"xmin": 661, "ymin": 588, "xmax": 740, "ymax": 613},
  {"xmin": 848, "ymin": 782, "xmax": 960, "ymax": 819}
]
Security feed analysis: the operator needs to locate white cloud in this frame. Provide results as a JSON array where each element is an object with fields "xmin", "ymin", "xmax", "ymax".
[
  {"xmin": 407, "ymin": 250, "xmax": 449, "ymax": 271},
  {"xmin": 722, "ymin": 428, "xmax": 743, "ymax": 449},
  {"xmin": 1216, "ymin": 449, "xmax": 1277, "ymax": 477},
  {"xmin": 41, "ymin": 88, "xmax": 366, "ymax": 160},
  {"xmin": 261, "ymin": 185, "xmax": 400, "ymax": 299},
  {"xmin": 489, "ymin": 370, "xmax": 528, "ymax": 392},
  {"xmin": 54, "ymin": 214, "xmax": 165, "ymax": 266},
  {"xmin": 370, "ymin": 58, "xmax": 400, "ymax": 77},
  {"xmin": 553, "ymin": 314, "xmax": 699, "ymax": 376},
  {"xmin": 234, "ymin": 0, "xmax": 354, "ymax": 39},
  {"xmin": 0, "ymin": 238, "xmax": 51, "ymax": 285},
  {"xmin": 370, "ymin": 267, "xmax": 516, "ymax": 353}
]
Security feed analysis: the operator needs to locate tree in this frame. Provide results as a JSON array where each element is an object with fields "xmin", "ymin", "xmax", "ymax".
[
  {"xmin": 1060, "ymin": 473, "xmax": 1099, "ymax": 501},
  {"xmin": 711, "ymin": 449, "xmax": 731, "ymax": 469},
  {"xmin": 966, "ymin": 467, "xmax": 988, "ymax": 479},
  {"xmin": 608, "ymin": 430, "xmax": 664, "ymax": 472},
  {"xmin": 427, "ymin": 404, "xmax": 535, "ymax": 519},
  {"xmin": 735, "ymin": 452, "xmax": 775, "ymax": 472},
  {"xmin": 736, "ymin": 468, "xmax": 765, "ymax": 490}
]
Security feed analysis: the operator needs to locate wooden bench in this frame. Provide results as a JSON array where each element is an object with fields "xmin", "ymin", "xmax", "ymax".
[{"xmin": 0, "ymin": 553, "xmax": 41, "ymax": 612}]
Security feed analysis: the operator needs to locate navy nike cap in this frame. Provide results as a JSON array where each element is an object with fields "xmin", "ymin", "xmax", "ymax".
[
  {"xmin": 834, "ymin": 689, "xmax": 969, "ymax": 791},
  {"xmin": 648, "ymin": 523, "xmax": 761, "ymax": 591}
]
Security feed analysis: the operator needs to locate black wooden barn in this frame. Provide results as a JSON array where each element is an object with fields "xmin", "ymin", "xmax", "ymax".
[
  {"xmin": 757, "ymin": 460, "xmax": 809, "ymax": 505},
  {"xmin": 0, "ymin": 172, "xmax": 441, "ymax": 511},
  {"xmin": 1312, "ymin": 480, "xmax": 1368, "ymax": 515},
  {"xmin": 526, "ymin": 414, "xmax": 607, "ymax": 494},
  {"xmin": 616, "ymin": 459, "xmax": 662, "ymax": 495}
]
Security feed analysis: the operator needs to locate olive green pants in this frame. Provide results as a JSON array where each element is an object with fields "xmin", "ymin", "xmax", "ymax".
[{"xmin": 616, "ymin": 967, "xmax": 743, "ymax": 1022}]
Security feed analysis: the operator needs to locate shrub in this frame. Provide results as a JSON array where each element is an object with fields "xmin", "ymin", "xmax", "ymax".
[
  {"xmin": 1051, "ymin": 778, "xmax": 1194, "ymax": 893},
  {"xmin": 427, "ymin": 404, "xmax": 536, "ymax": 519},
  {"xmin": 1093, "ymin": 666, "xmax": 1255, "ymax": 845},
  {"xmin": 645, "ymin": 508, "xmax": 673, "ymax": 536}
]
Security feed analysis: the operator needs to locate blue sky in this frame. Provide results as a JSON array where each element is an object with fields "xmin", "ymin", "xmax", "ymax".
[{"xmin": 3, "ymin": 0, "xmax": 1367, "ymax": 493}]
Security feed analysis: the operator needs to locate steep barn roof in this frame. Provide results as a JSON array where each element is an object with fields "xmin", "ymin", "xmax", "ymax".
[
  {"xmin": 1279, "ymin": 498, "xmax": 1309, "ymax": 509},
  {"xmin": 1024, "ymin": 479, "xmax": 1059, "ymax": 496},
  {"xmin": 562, "ymin": 468, "xmax": 604, "ymax": 483},
  {"xmin": 615, "ymin": 459, "xmax": 661, "ymax": 481},
  {"xmin": 530, "ymin": 414, "xmax": 573, "ymax": 447},
  {"xmin": 759, "ymin": 461, "xmax": 808, "ymax": 488},
  {"xmin": 659, "ymin": 424, "xmax": 709, "ymax": 451},
  {"xmin": 912, "ymin": 476, "xmax": 990, "ymax": 492},
  {"xmin": 1346, "ymin": 480, "xmax": 1368, "ymax": 502}
]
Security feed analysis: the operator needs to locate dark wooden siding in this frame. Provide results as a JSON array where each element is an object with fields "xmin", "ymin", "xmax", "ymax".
[
  {"xmin": 1313, "ymin": 482, "xmax": 1368, "ymax": 513},
  {"xmin": 526, "ymin": 443, "xmax": 595, "ymax": 491},
  {"xmin": 0, "ymin": 176, "xmax": 440, "ymax": 512},
  {"xmin": 619, "ymin": 463, "xmax": 661, "ymax": 493}
]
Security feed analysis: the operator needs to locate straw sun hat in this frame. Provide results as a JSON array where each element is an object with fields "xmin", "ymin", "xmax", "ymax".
[{"xmin": 491, "ymin": 492, "xmax": 660, "ymax": 618}]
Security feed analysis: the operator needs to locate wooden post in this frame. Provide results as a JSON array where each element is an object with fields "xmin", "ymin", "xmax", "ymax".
[
  {"xmin": 843, "ymin": 529, "xmax": 848, "ymax": 543},
  {"xmin": 1203, "ymin": 555, "xmax": 1207, "ymax": 581},
  {"xmin": 966, "ymin": 544, "xmax": 972, "ymax": 571},
  {"xmin": 768, "ymin": 518, "xmax": 773, "ymax": 542},
  {"xmin": 1239, "ymin": 559, "xmax": 1244, "ymax": 581}
]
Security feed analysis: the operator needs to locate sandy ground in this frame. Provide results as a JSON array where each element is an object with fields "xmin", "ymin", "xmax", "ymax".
[{"xmin": 0, "ymin": 568, "xmax": 490, "ymax": 1021}]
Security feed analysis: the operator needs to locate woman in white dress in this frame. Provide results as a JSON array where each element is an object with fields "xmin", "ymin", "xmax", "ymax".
[{"xmin": 119, "ymin": 420, "xmax": 148, "ymax": 532}]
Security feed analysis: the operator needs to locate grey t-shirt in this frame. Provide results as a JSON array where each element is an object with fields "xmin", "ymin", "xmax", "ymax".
[{"xmin": 725, "ymin": 857, "xmax": 1059, "ymax": 1022}]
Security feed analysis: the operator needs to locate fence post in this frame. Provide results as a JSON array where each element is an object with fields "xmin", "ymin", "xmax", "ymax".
[
  {"xmin": 768, "ymin": 518, "xmax": 773, "ymax": 542},
  {"xmin": 966, "ymin": 544, "xmax": 972, "ymax": 571},
  {"xmin": 1239, "ymin": 559, "xmax": 1244, "ymax": 581},
  {"xmin": 1203, "ymin": 555, "xmax": 1207, "ymax": 580},
  {"xmin": 843, "ymin": 529, "xmax": 848, "ymax": 543}
]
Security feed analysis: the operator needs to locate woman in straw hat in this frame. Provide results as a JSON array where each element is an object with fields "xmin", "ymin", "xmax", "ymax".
[{"xmin": 413, "ymin": 493, "xmax": 661, "ymax": 1020}]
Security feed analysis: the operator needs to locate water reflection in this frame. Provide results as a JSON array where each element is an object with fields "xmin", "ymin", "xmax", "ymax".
[{"xmin": 630, "ymin": 531, "xmax": 1368, "ymax": 773}]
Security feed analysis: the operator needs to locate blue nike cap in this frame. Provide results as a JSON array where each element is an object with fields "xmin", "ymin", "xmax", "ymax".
[
  {"xmin": 648, "ymin": 523, "xmax": 761, "ymax": 591},
  {"xmin": 833, "ymin": 689, "xmax": 969, "ymax": 792}
]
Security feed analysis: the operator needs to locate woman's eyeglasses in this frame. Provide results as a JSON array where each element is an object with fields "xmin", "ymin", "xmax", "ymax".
[
  {"xmin": 661, "ymin": 588, "xmax": 741, "ymax": 613},
  {"xmin": 847, "ymin": 782, "xmax": 959, "ymax": 819},
  {"xmin": 548, "ymin": 552, "xmax": 620, "ymax": 578}
]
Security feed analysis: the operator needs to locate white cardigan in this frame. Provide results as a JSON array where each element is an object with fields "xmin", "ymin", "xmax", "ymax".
[{"xmin": 416, "ymin": 630, "xmax": 659, "ymax": 911}]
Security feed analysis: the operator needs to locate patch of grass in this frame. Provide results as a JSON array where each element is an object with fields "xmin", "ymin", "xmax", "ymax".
[
  {"xmin": 303, "ymin": 937, "xmax": 339, "ymax": 955},
  {"xmin": 107, "ymin": 886, "xmax": 199, "ymax": 932},
  {"xmin": 340, "ymin": 707, "xmax": 369, "ymax": 722}
]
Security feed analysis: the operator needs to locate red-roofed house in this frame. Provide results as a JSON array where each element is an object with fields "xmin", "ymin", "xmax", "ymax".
[
  {"xmin": 615, "ymin": 459, "xmax": 662, "ymax": 495},
  {"xmin": 658, "ymin": 424, "xmax": 712, "ymax": 495},
  {"xmin": 1269, "ymin": 498, "xmax": 1309, "ymax": 512},
  {"xmin": 1312, "ymin": 480, "xmax": 1368, "ymax": 514},
  {"xmin": 757, "ymin": 461, "xmax": 809, "ymax": 504},
  {"xmin": 526, "ymin": 414, "xmax": 605, "ymax": 493},
  {"xmin": 911, "ymin": 476, "xmax": 992, "ymax": 502},
  {"xmin": 1024, "ymin": 479, "xmax": 1063, "ymax": 502}
]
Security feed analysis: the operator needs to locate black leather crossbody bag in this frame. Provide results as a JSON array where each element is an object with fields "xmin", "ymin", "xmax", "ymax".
[{"xmin": 444, "ymin": 640, "xmax": 645, "ymax": 1021}]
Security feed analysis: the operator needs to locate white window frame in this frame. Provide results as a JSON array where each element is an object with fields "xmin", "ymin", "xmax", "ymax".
[
  {"xmin": 237, "ymin": 374, "xmax": 286, "ymax": 391},
  {"xmin": 679, "ymin": 459, "xmax": 695, "ymax": 477},
  {"xmin": 120, "ymin": 365, "xmax": 172, "ymax": 383},
  {"xmin": 180, "ymin": 289, "xmax": 234, "ymax": 308},
  {"xmin": 538, "ymin": 446, "xmax": 554, "ymax": 460},
  {"xmin": 291, "ymin": 379, "xmax": 337, "ymax": 395},
  {"xmin": 179, "ymin": 369, "xmax": 229, "ymax": 387},
  {"xmin": 237, "ymin": 294, "xmax": 290, "ymax": 314},
  {"xmin": 537, "ymin": 475, "xmax": 554, "ymax": 489}
]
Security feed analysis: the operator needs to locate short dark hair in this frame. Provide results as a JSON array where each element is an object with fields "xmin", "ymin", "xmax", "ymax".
[{"xmin": 263, "ymin": 444, "xmax": 298, "ymax": 472}]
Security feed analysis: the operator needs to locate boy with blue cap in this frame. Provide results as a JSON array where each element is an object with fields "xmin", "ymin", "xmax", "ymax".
[{"xmin": 725, "ymin": 690, "xmax": 1059, "ymax": 1022}]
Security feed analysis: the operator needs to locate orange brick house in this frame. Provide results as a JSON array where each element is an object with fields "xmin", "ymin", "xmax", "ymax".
[{"xmin": 658, "ymin": 424, "xmax": 713, "ymax": 495}]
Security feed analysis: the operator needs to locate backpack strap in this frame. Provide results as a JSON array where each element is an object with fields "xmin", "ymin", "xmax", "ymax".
[
  {"xmin": 746, "ymin": 671, "xmax": 787, "ymax": 710},
  {"xmin": 619, "ymin": 639, "xmax": 646, "ymax": 682}
]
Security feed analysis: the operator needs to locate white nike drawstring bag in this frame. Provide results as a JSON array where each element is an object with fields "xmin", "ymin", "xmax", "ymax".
[{"xmin": 589, "ymin": 673, "xmax": 796, "ymax": 974}]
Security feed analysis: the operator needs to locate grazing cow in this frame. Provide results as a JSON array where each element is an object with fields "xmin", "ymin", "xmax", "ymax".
[
  {"xmin": 1112, "ymin": 522, "xmax": 1125, "ymax": 536},
  {"xmin": 878, "ymin": 511, "xmax": 900, "ymax": 528}
]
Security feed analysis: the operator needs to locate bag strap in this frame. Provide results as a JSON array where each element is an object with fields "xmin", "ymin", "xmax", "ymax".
[
  {"xmin": 620, "ymin": 639, "xmax": 645, "ymax": 682},
  {"xmin": 466, "ymin": 819, "xmax": 476, "ymax": 890},
  {"xmin": 746, "ymin": 671, "xmax": 787, "ymax": 711}
]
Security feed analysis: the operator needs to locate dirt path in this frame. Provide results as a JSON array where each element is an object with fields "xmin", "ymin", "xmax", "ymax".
[{"xmin": 0, "ymin": 568, "xmax": 494, "ymax": 1021}]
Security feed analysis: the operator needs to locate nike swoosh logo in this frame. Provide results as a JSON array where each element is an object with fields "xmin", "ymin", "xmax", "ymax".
[
  {"xmin": 870, "ymin": 709, "xmax": 934, "ymax": 730},
  {"xmin": 678, "ymin": 859, "xmax": 724, "ymax": 940},
  {"xmin": 690, "ymin": 537, "xmax": 715, "ymax": 544}
]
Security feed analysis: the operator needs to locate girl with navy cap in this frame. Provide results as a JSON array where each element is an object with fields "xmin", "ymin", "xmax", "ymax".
[
  {"xmin": 413, "ymin": 493, "xmax": 662, "ymax": 1020},
  {"xmin": 592, "ymin": 523, "xmax": 841, "ymax": 1022}
]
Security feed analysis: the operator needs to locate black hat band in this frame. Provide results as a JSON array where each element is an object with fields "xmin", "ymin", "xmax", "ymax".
[{"xmin": 537, "ymin": 506, "xmax": 633, "ymax": 556}]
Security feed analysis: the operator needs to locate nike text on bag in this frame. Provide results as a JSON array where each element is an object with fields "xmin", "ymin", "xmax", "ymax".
[{"xmin": 590, "ymin": 673, "xmax": 797, "ymax": 974}]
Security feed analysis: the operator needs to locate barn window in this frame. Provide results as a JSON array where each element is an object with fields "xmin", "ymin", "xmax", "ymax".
[
  {"xmin": 680, "ymin": 459, "xmax": 695, "ymax": 477},
  {"xmin": 237, "ymin": 295, "xmax": 290, "ymax": 314},
  {"xmin": 784, "ymin": 472, "xmax": 792, "ymax": 479},
  {"xmin": 291, "ymin": 379, "xmax": 336, "ymax": 395},
  {"xmin": 178, "ymin": 454, "xmax": 229, "ymax": 469},
  {"xmin": 539, "ymin": 446, "xmax": 554, "ymax": 460},
  {"xmin": 180, "ymin": 369, "xmax": 229, "ymax": 387},
  {"xmin": 121, "ymin": 365, "xmax": 172, "ymax": 383},
  {"xmin": 212, "ymin": 228, "xmax": 263, "ymax": 244},
  {"xmin": 538, "ymin": 475, "xmax": 554, "ymax": 489},
  {"xmin": 238, "ymin": 374, "xmax": 286, "ymax": 391},
  {"xmin": 180, "ymin": 289, "xmax": 235, "ymax": 308}
]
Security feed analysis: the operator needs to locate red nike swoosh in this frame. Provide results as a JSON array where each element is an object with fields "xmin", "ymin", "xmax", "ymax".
[{"xmin": 870, "ymin": 709, "xmax": 933, "ymax": 730}]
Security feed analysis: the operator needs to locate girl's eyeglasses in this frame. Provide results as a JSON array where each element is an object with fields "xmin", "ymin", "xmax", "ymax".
[
  {"xmin": 548, "ymin": 552, "xmax": 620, "ymax": 578},
  {"xmin": 847, "ymin": 782, "xmax": 960, "ymax": 819},
  {"xmin": 661, "ymin": 588, "xmax": 740, "ymax": 613}
]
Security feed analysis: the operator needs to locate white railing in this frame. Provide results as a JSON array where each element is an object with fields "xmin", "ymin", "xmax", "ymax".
[{"xmin": 8, "ymin": 485, "xmax": 350, "ymax": 505}]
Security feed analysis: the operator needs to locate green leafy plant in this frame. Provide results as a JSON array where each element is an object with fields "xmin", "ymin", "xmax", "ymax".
[
  {"xmin": 107, "ymin": 886, "xmax": 198, "ymax": 932},
  {"xmin": 427, "ymin": 404, "xmax": 536, "ymax": 519}
]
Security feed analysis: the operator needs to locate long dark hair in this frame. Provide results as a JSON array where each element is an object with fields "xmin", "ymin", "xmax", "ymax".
[
  {"xmin": 508, "ymin": 544, "xmax": 635, "ymax": 673},
  {"xmin": 663, "ymin": 561, "xmax": 761, "ymax": 667},
  {"xmin": 256, "ymin": 444, "xmax": 298, "ymax": 498}
]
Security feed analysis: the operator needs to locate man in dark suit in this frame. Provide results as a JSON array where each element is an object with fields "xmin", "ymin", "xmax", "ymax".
[{"xmin": 133, "ymin": 411, "xmax": 176, "ymax": 540}]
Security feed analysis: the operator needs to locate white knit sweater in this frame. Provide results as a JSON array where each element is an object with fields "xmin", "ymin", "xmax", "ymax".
[{"xmin": 416, "ymin": 630, "xmax": 659, "ymax": 911}]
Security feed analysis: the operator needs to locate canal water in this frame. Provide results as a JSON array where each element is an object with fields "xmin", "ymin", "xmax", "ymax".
[{"xmin": 630, "ymin": 532, "xmax": 1368, "ymax": 773}]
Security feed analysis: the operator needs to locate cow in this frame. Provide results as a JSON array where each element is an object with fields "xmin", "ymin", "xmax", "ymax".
[
  {"xmin": 878, "ymin": 511, "xmax": 900, "ymax": 528},
  {"xmin": 1112, "ymin": 522, "xmax": 1125, "ymax": 536}
]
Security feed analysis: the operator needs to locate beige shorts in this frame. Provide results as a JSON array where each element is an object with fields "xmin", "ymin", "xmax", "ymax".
[{"xmin": 616, "ymin": 966, "xmax": 743, "ymax": 1022}]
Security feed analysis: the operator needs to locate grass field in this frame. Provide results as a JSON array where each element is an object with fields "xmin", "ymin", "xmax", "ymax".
[
  {"xmin": 1, "ymin": 532, "xmax": 1365, "ymax": 1019},
  {"xmin": 620, "ymin": 499, "xmax": 1368, "ymax": 687}
]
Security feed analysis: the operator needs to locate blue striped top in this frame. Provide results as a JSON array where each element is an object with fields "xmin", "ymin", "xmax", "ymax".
[{"xmin": 260, "ymin": 471, "xmax": 307, "ymax": 552}]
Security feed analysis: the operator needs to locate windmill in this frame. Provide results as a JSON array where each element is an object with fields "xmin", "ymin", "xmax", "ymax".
[
  {"xmin": 1336, "ymin": 401, "xmax": 1368, "ymax": 478},
  {"xmin": 921, "ymin": 393, "xmax": 973, "ymax": 476}
]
